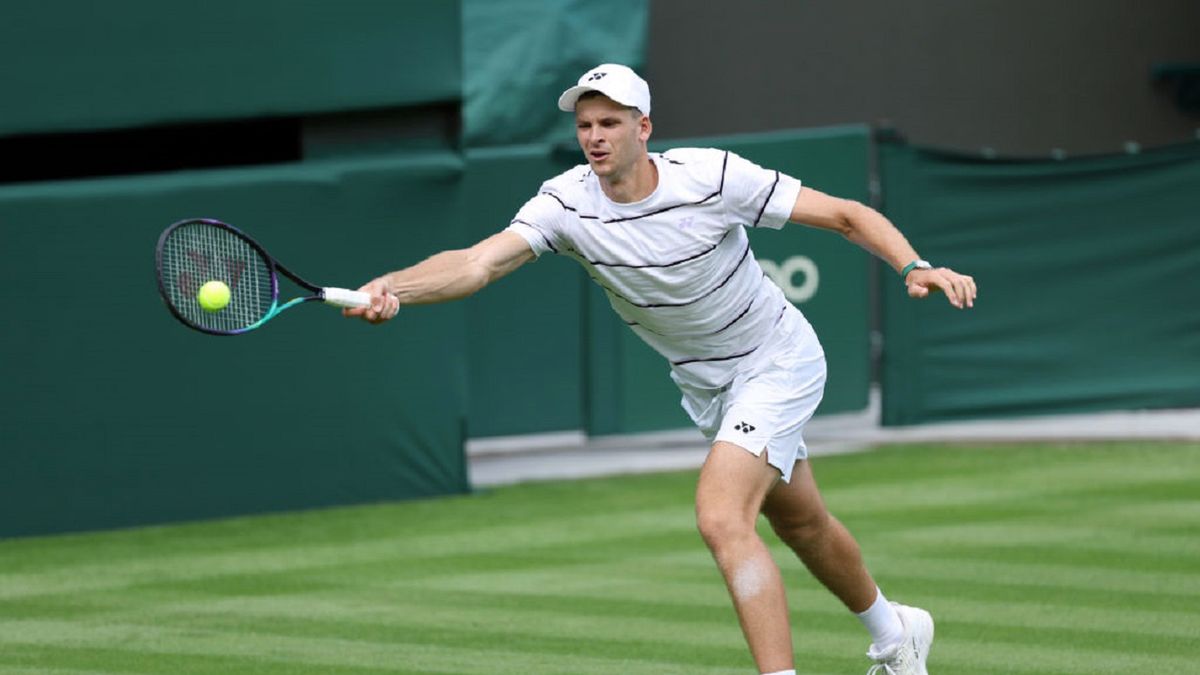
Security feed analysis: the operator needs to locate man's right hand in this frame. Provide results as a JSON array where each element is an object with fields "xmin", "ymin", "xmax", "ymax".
[{"xmin": 342, "ymin": 277, "xmax": 399, "ymax": 324}]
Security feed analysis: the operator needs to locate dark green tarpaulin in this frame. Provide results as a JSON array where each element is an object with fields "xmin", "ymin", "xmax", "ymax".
[
  {"xmin": 879, "ymin": 140, "xmax": 1200, "ymax": 425},
  {"xmin": 463, "ymin": 0, "xmax": 649, "ymax": 147},
  {"xmin": 0, "ymin": 1, "xmax": 461, "ymax": 136}
]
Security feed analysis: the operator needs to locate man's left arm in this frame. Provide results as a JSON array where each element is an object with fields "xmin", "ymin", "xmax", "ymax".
[{"xmin": 788, "ymin": 187, "xmax": 976, "ymax": 309}]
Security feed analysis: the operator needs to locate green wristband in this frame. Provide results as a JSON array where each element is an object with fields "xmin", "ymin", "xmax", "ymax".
[{"xmin": 900, "ymin": 259, "xmax": 931, "ymax": 280}]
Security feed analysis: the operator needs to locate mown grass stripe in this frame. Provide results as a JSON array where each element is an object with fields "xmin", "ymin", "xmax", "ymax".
[
  {"xmin": 0, "ymin": 509, "xmax": 699, "ymax": 601},
  {"xmin": 0, "ymin": 643, "xmax": 411, "ymax": 675},
  {"xmin": 876, "ymin": 554, "xmax": 1200, "ymax": 596},
  {"xmin": 925, "ymin": 636, "xmax": 1199, "ymax": 675},
  {"xmin": 892, "ymin": 595, "xmax": 1200, "ymax": 639},
  {"xmin": 0, "ymin": 618, "xmax": 745, "ymax": 675}
]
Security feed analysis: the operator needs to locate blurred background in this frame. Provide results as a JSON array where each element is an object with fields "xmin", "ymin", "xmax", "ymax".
[{"xmin": 1, "ymin": 0, "xmax": 1197, "ymax": 538}]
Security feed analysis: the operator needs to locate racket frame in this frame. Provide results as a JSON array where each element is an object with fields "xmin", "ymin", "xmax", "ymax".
[{"xmin": 156, "ymin": 218, "xmax": 352, "ymax": 336}]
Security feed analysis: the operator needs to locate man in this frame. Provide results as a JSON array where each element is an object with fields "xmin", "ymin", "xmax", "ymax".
[{"xmin": 345, "ymin": 64, "xmax": 976, "ymax": 674}]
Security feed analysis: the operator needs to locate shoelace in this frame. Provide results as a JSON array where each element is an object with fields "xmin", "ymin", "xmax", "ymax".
[{"xmin": 866, "ymin": 643, "xmax": 913, "ymax": 675}]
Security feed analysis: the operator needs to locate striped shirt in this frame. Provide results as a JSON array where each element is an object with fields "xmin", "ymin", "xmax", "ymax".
[{"xmin": 506, "ymin": 147, "xmax": 806, "ymax": 389}]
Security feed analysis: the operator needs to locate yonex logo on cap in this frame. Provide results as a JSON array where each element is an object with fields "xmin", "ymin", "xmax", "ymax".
[{"xmin": 557, "ymin": 63, "xmax": 651, "ymax": 115}]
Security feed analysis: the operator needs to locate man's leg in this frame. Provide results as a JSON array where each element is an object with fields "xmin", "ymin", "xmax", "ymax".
[
  {"xmin": 695, "ymin": 441, "xmax": 793, "ymax": 673},
  {"xmin": 760, "ymin": 459, "xmax": 877, "ymax": 612}
]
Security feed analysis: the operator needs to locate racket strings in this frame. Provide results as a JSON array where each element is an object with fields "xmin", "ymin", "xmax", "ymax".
[{"xmin": 160, "ymin": 223, "xmax": 274, "ymax": 332}]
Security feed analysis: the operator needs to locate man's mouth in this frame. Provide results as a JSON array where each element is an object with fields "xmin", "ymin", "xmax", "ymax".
[{"xmin": 589, "ymin": 150, "xmax": 610, "ymax": 162}]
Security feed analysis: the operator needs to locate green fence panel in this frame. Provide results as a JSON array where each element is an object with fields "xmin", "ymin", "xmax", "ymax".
[
  {"xmin": 0, "ymin": 152, "xmax": 469, "ymax": 537},
  {"xmin": 879, "ymin": 140, "xmax": 1200, "ymax": 425},
  {"xmin": 585, "ymin": 126, "xmax": 874, "ymax": 434},
  {"xmin": 462, "ymin": 145, "xmax": 586, "ymax": 438},
  {"xmin": 1, "ymin": 1, "xmax": 461, "ymax": 136},
  {"xmin": 463, "ymin": 0, "xmax": 648, "ymax": 147}
]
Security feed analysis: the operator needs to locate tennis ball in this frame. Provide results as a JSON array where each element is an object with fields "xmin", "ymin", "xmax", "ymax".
[{"xmin": 197, "ymin": 280, "xmax": 231, "ymax": 312}]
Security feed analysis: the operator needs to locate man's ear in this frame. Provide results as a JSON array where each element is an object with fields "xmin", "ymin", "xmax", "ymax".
[{"xmin": 639, "ymin": 115, "xmax": 653, "ymax": 142}]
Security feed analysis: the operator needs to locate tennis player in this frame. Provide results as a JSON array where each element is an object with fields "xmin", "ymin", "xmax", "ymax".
[{"xmin": 346, "ymin": 64, "xmax": 975, "ymax": 675}]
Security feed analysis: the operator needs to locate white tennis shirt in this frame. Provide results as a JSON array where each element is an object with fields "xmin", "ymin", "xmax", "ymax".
[{"xmin": 506, "ymin": 148, "xmax": 808, "ymax": 389}]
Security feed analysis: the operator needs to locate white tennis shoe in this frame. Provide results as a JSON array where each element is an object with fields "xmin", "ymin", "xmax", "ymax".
[{"xmin": 865, "ymin": 603, "xmax": 934, "ymax": 674}]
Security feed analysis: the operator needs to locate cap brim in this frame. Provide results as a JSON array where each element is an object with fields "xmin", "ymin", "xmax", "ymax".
[{"xmin": 557, "ymin": 85, "xmax": 597, "ymax": 112}]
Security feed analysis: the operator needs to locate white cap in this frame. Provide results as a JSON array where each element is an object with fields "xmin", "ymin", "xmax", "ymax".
[{"xmin": 557, "ymin": 63, "xmax": 651, "ymax": 115}]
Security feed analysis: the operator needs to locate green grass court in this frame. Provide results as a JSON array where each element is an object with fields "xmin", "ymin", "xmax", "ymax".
[{"xmin": 1, "ymin": 441, "xmax": 1197, "ymax": 674}]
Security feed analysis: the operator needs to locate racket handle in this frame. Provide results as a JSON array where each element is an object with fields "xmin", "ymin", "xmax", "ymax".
[{"xmin": 322, "ymin": 287, "xmax": 372, "ymax": 309}]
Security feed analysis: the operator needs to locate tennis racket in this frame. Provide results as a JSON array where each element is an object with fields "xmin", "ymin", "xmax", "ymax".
[{"xmin": 155, "ymin": 218, "xmax": 371, "ymax": 335}]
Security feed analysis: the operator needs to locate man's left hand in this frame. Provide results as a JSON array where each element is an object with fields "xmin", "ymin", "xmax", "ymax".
[{"xmin": 907, "ymin": 267, "xmax": 976, "ymax": 309}]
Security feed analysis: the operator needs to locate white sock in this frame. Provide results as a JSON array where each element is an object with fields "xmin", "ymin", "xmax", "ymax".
[
  {"xmin": 762, "ymin": 671, "xmax": 796, "ymax": 675},
  {"xmin": 856, "ymin": 587, "xmax": 905, "ymax": 649}
]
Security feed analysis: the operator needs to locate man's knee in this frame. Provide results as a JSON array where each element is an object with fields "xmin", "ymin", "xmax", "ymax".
[
  {"xmin": 766, "ymin": 509, "xmax": 831, "ymax": 550},
  {"xmin": 695, "ymin": 505, "xmax": 755, "ymax": 553}
]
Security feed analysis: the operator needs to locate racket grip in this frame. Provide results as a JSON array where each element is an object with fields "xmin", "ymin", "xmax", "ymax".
[{"xmin": 322, "ymin": 287, "xmax": 372, "ymax": 309}]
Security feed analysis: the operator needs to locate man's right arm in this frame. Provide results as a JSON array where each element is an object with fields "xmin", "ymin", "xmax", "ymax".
[{"xmin": 344, "ymin": 230, "xmax": 536, "ymax": 324}]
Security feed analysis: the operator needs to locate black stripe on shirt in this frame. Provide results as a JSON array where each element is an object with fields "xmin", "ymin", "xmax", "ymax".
[
  {"xmin": 540, "ymin": 151, "xmax": 729, "ymax": 225},
  {"xmin": 708, "ymin": 297, "xmax": 755, "ymax": 336},
  {"xmin": 750, "ymin": 171, "xmax": 780, "ymax": 228},
  {"xmin": 510, "ymin": 219, "xmax": 558, "ymax": 253},
  {"xmin": 671, "ymin": 346, "xmax": 759, "ymax": 366},
  {"xmin": 600, "ymin": 191, "xmax": 720, "ymax": 224},
  {"xmin": 542, "ymin": 192, "xmax": 599, "ymax": 220},
  {"xmin": 582, "ymin": 230, "xmax": 732, "ymax": 269},
  {"xmin": 627, "ymin": 294, "xmax": 755, "ymax": 338},
  {"xmin": 670, "ymin": 303, "xmax": 787, "ymax": 366},
  {"xmin": 594, "ymin": 240, "xmax": 751, "ymax": 309}
]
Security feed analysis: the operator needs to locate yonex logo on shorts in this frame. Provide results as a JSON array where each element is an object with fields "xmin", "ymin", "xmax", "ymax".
[{"xmin": 734, "ymin": 421, "xmax": 756, "ymax": 433}]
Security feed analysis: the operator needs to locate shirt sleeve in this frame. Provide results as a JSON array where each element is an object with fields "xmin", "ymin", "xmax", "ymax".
[
  {"xmin": 721, "ymin": 151, "xmax": 803, "ymax": 231},
  {"xmin": 505, "ymin": 193, "xmax": 566, "ymax": 258}
]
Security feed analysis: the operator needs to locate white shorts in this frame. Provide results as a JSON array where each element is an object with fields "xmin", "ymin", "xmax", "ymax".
[{"xmin": 674, "ymin": 305, "xmax": 827, "ymax": 483}]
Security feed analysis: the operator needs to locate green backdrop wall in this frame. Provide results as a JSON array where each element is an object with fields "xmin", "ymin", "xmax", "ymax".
[
  {"xmin": 0, "ymin": 1, "xmax": 461, "ymax": 136},
  {"xmin": 0, "ymin": 154, "xmax": 470, "ymax": 537},
  {"xmin": 878, "ymin": 139, "xmax": 1200, "ymax": 425},
  {"xmin": 462, "ymin": 145, "xmax": 587, "ymax": 437},
  {"xmin": 463, "ymin": 0, "xmax": 649, "ymax": 147}
]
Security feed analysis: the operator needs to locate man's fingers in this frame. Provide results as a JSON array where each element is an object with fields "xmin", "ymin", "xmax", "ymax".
[
  {"xmin": 946, "ymin": 270, "xmax": 976, "ymax": 309},
  {"xmin": 342, "ymin": 280, "xmax": 389, "ymax": 322},
  {"xmin": 943, "ymin": 270, "xmax": 977, "ymax": 309},
  {"xmin": 932, "ymin": 270, "xmax": 962, "ymax": 308},
  {"xmin": 378, "ymin": 295, "xmax": 398, "ymax": 321},
  {"xmin": 356, "ymin": 293, "xmax": 398, "ymax": 324},
  {"xmin": 907, "ymin": 282, "xmax": 929, "ymax": 298}
]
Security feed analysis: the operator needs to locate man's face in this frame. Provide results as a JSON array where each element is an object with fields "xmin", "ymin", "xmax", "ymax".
[{"xmin": 574, "ymin": 95, "xmax": 650, "ymax": 179}]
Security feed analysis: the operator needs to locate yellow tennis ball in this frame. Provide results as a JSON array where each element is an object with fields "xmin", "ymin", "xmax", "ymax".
[{"xmin": 197, "ymin": 280, "xmax": 231, "ymax": 312}]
